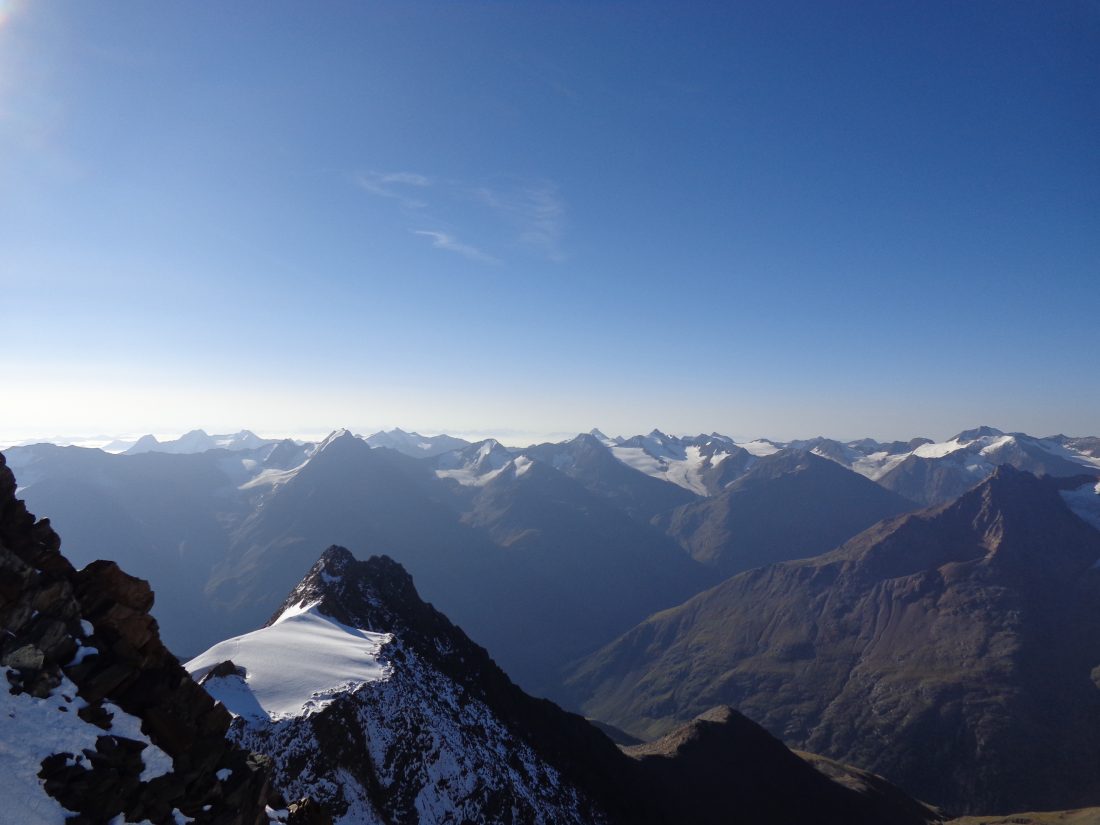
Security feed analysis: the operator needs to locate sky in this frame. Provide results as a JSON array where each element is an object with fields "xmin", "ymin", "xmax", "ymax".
[{"xmin": 1, "ymin": 1, "xmax": 1097, "ymax": 444}]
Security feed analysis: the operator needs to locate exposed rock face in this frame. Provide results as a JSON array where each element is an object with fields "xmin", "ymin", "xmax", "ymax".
[
  {"xmin": 568, "ymin": 466, "xmax": 1100, "ymax": 814},
  {"xmin": 0, "ymin": 452, "xmax": 304, "ymax": 825}
]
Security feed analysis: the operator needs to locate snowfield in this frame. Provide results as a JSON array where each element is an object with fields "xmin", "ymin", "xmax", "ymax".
[
  {"xmin": 1062, "ymin": 480, "xmax": 1100, "ymax": 534},
  {"xmin": 186, "ymin": 602, "xmax": 392, "ymax": 721},
  {"xmin": 610, "ymin": 442, "xmax": 729, "ymax": 496},
  {"xmin": 0, "ymin": 672, "xmax": 174, "ymax": 825}
]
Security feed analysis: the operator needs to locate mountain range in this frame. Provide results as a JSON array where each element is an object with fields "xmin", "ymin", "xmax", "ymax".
[
  {"xmin": 566, "ymin": 466, "xmax": 1100, "ymax": 813},
  {"xmin": 2, "ymin": 453, "xmax": 943, "ymax": 824},
  {"xmin": 3, "ymin": 421, "xmax": 1100, "ymax": 821},
  {"xmin": 6, "ymin": 425, "xmax": 1098, "ymax": 693},
  {"xmin": 185, "ymin": 544, "xmax": 942, "ymax": 824}
]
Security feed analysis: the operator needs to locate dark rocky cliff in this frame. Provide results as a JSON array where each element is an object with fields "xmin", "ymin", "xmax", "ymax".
[{"xmin": 0, "ymin": 451, "xmax": 323, "ymax": 825}]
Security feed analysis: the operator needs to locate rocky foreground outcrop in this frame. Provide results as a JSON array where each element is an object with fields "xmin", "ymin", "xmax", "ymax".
[{"xmin": 0, "ymin": 451, "xmax": 323, "ymax": 824}]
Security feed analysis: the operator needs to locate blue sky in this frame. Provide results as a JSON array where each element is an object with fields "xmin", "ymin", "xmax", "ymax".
[{"xmin": 1, "ymin": 1, "xmax": 1097, "ymax": 443}]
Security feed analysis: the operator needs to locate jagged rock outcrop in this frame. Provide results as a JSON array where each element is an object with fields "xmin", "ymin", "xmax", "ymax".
[{"xmin": 0, "ymin": 452, "xmax": 315, "ymax": 825}]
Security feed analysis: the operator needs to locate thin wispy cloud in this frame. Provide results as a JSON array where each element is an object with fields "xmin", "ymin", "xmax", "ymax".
[
  {"xmin": 412, "ymin": 230, "xmax": 499, "ymax": 265},
  {"xmin": 354, "ymin": 169, "xmax": 567, "ymax": 264},
  {"xmin": 355, "ymin": 170, "xmax": 432, "ymax": 208},
  {"xmin": 474, "ymin": 182, "xmax": 566, "ymax": 261}
]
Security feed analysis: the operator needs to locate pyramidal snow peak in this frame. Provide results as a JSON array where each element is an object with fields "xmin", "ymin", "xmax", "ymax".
[{"xmin": 185, "ymin": 546, "xmax": 624, "ymax": 824}]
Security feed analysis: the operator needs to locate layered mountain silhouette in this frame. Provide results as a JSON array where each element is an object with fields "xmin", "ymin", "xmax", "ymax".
[
  {"xmin": 125, "ymin": 429, "xmax": 278, "ymax": 455},
  {"xmin": 363, "ymin": 427, "xmax": 471, "ymax": 458},
  {"xmin": 7, "ymin": 424, "xmax": 1098, "ymax": 706},
  {"xmin": 7, "ymin": 427, "xmax": 1100, "ymax": 820},
  {"xmin": 568, "ymin": 467, "xmax": 1100, "ymax": 814},
  {"xmin": 204, "ymin": 430, "xmax": 714, "ymax": 694},
  {"xmin": 522, "ymin": 432, "xmax": 699, "ymax": 521},
  {"xmin": 875, "ymin": 427, "xmax": 1096, "ymax": 505}
]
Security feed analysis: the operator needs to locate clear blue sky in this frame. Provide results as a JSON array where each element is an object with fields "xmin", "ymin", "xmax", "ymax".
[{"xmin": 1, "ymin": 1, "xmax": 1097, "ymax": 443}]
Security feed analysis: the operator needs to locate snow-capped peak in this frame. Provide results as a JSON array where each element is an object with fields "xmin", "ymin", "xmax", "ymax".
[
  {"xmin": 952, "ymin": 425, "xmax": 1005, "ymax": 444},
  {"xmin": 434, "ymin": 439, "xmax": 513, "ymax": 486},
  {"xmin": 185, "ymin": 549, "xmax": 616, "ymax": 823},
  {"xmin": 587, "ymin": 428, "xmax": 620, "ymax": 447},
  {"xmin": 735, "ymin": 439, "xmax": 782, "ymax": 457},
  {"xmin": 316, "ymin": 428, "xmax": 357, "ymax": 451}
]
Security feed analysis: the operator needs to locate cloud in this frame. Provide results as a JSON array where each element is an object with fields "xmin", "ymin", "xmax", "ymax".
[
  {"xmin": 474, "ymin": 182, "xmax": 566, "ymax": 261},
  {"xmin": 412, "ymin": 230, "xmax": 499, "ymax": 265},
  {"xmin": 355, "ymin": 170, "xmax": 432, "ymax": 208},
  {"xmin": 353, "ymin": 168, "xmax": 568, "ymax": 263},
  {"xmin": 380, "ymin": 172, "xmax": 431, "ymax": 187}
]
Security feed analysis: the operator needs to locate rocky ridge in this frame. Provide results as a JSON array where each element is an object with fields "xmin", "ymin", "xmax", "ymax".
[{"xmin": 0, "ymin": 451, "xmax": 319, "ymax": 825}]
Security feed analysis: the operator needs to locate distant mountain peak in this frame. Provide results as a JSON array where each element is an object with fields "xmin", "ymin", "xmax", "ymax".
[
  {"xmin": 862, "ymin": 465, "xmax": 1100, "ymax": 579},
  {"xmin": 363, "ymin": 428, "xmax": 472, "ymax": 458},
  {"xmin": 317, "ymin": 427, "xmax": 356, "ymax": 447},
  {"xmin": 953, "ymin": 425, "xmax": 1005, "ymax": 443},
  {"xmin": 125, "ymin": 433, "xmax": 161, "ymax": 454}
]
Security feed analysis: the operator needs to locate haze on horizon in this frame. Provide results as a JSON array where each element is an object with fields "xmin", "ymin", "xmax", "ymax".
[{"xmin": 1, "ymin": 2, "xmax": 1097, "ymax": 443}]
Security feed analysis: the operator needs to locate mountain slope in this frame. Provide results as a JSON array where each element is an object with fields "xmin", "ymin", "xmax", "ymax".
[
  {"xmin": 568, "ymin": 467, "xmax": 1100, "ymax": 814},
  {"xmin": 654, "ymin": 450, "xmax": 917, "ymax": 578},
  {"xmin": 461, "ymin": 456, "xmax": 717, "ymax": 691},
  {"xmin": 625, "ymin": 706, "xmax": 939, "ymax": 825},
  {"xmin": 188, "ymin": 546, "xmax": 939, "ymax": 825},
  {"xmin": 608, "ymin": 431, "xmax": 756, "ymax": 496},
  {"xmin": 523, "ymin": 433, "xmax": 699, "ymax": 521},
  {"xmin": 211, "ymin": 431, "xmax": 715, "ymax": 695}
]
